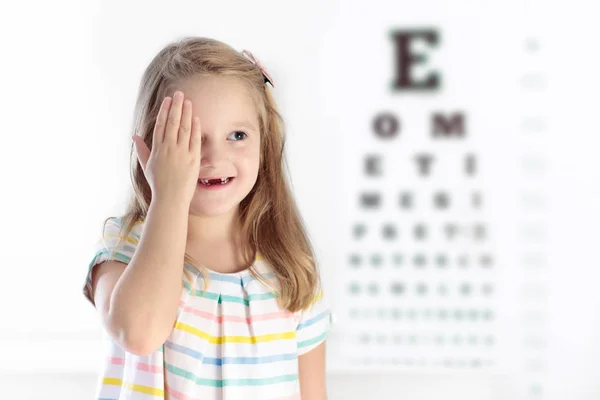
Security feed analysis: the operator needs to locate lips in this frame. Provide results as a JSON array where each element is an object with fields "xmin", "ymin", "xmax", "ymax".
[
  {"xmin": 197, "ymin": 177, "xmax": 235, "ymax": 186},
  {"xmin": 198, "ymin": 176, "xmax": 233, "ymax": 180}
]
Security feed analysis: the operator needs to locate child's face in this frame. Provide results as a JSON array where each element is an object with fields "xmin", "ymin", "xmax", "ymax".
[{"xmin": 172, "ymin": 75, "xmax": 261, "ymax": 217}]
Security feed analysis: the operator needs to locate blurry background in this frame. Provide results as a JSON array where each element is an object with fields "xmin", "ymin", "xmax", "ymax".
[{"xmin": 1, "ymin": 0, "xmax": 599, "ymax": 399}]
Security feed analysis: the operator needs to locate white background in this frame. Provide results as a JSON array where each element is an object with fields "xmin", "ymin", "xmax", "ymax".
[{"xmin": 1, "ymin": 0, "xmax": 599, "ymax": 399}]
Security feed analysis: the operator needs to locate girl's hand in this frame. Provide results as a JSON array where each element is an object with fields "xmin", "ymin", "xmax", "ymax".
[{"xmin": 132, "ymin": 91, "xmax": 202, "ymax": 208}]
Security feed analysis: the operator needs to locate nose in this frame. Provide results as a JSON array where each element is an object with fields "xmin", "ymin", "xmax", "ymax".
[{"xmin": 199, "ymin": 136, "xmax": 228, "ymax": 167}]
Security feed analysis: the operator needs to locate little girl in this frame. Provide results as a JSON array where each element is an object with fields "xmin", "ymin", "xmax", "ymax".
[{"xmin": 83, "ymin": 36, "xmax": 334, "ymax": 399}]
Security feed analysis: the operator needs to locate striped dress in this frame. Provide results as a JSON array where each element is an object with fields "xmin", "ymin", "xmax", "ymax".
[{"xmin": 83, "ymin": 217, "xmax": 335, "ymax": 399}]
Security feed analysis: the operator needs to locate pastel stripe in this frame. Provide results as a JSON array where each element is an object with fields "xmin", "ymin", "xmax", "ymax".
[
  {"xmin": 108, "ymin": 357, "xmax": 125, "ymax": 366},
  {"xmin": 297, "ymin": 309, "xmax": 330, "ymax": 330},
  {"xmin": 89, "ymin": 248, "xmax": 132, "ymax": 265},
  {"xmin": 164, "ymin": 341, "xmax": 297, "ymax": 364},
  {"xmin": 298, "ymin": 330, "xmax": 329, "ymax": 349},
  {"xmin": 102, "ymin": 377, "xmax": 164, "ymax": 397},
  {"xmin": 108, "ymin": 357, "xmax": 162, "ymax": 373},
  {"xmin": 183, "ymin": 282, "xmax": 279, "ymax": 304},
  {"xmin": 104, "ymin": 233, "xmax": 139, "ymax": 246},
  {"xmin": 175, "ymin": 322, "xmax": 296, "ymax": 344},
  {"xmin": 178, "ymin": 299, "xmax": 295, "ymax": 323},
  {"xmin": 165, "ymin": 382, "xmax": 201, "ymax": 400},
  {"xmin": 165, "ymin": 362, "xmax": 298, "ymax": 387}
]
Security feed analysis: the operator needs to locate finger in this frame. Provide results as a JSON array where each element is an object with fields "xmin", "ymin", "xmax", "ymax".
[
  {"xmin": 132, "ymin": 135, "xmax": 151, "ymax": 171},
  {"xmin": 154, "ymin": 96, "xmax": 171, "ymax": 144},
  {"xmin": 190, "ymin": 116, "xmax": 202, "ymax": 153},
  {"xmin": 165, "ymin": 91, "xmax": 184, "ymax": 145},
  {"xmin": 178, "ymin": 99, "xmax": 193, "ymax": 146}
]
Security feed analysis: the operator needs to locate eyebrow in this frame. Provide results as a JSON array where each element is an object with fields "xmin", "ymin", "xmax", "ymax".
[{"xmin": 232, "ymin": 121, "xmax": 258, "ymax": 132}]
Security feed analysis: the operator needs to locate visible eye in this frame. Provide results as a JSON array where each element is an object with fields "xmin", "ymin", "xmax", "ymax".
[{"xmin": 228, "ymin": 131, "xmax": 247, "ymax": 141}]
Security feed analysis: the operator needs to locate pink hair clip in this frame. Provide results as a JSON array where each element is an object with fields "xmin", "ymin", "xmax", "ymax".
[{"xmin": 241, "ymin": 49, "xmax": 275, "ymax": 88}]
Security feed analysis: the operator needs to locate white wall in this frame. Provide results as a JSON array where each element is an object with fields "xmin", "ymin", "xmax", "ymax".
[{"xmin": 2, "ymin": 0, "xmax": 600, "ymax": 399}]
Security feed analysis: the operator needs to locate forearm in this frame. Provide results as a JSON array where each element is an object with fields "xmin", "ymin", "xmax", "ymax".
[{"xmin": 109, "ymin": 199, "xmax": 189, "ymax": 352}]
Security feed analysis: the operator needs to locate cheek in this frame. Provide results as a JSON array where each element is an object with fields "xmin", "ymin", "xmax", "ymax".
[{"xmin": 235, "ymin": 145, "xmax": 261, "ymax": 173}]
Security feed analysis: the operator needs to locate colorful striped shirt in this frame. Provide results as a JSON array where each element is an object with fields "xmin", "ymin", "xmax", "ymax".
[{"xmin": 83, "ymin": 217, "xmax": 335, "ymax": 399}]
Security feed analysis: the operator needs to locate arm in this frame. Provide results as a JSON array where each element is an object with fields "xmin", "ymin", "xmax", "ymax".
[
  {"xmin": 296, "ymin": 288, "xmax": 334, "ymax": 399},
  {"xmin": 90, "ymin": 200, "xmax": 189, "ymax": 356},
  {"xmin": 298, "ymin": 341, "xmax": 328, "ymax": 400}
]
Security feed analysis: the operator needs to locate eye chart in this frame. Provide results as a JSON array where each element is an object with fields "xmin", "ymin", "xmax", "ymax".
[{"xmin": 314, "ymin": 1, "xmax": 574, "ymax": 399}]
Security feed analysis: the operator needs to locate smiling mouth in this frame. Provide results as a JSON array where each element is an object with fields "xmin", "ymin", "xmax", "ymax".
[{"xmin": 197, "ymin": 177, "xmax": 234, "ymax": 186}]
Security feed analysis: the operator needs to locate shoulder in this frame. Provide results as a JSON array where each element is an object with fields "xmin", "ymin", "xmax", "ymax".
[
  {"xmin": 295, "ymin": 286, "xmax": 335, "ymax": 355},
  {"xmin": 89, "ymin": 216, "xmax": 145, "ymax": 265},
  {"xmin": 101, "ymin": 216, "xmax": 144, "ymax": 243}
]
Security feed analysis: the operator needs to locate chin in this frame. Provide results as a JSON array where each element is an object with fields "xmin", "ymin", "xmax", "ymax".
[{"xmin": 189, "ymin": 199, "xmax": 238, "ymax": 217}]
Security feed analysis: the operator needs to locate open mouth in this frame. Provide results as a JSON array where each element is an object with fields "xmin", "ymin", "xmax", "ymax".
[{"xmin": 197, "ymin": 177, "xmax": 235, "ymax": 186}]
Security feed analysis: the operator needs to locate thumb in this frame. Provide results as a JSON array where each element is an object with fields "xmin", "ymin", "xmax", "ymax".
[{"xmin": 132, "ymin": 134, "xmax": 151, "ymax": 171}]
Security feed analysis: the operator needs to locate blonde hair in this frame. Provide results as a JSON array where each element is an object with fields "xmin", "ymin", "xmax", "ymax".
[{"xmin": 103, "ymin": 36, "xmax": 321, "ymax": 312}]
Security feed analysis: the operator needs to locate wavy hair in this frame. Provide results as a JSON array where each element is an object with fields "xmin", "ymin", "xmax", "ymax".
[{"xmin": 103, "ymin": 36, "xmax": 321, "ymax": 312}]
